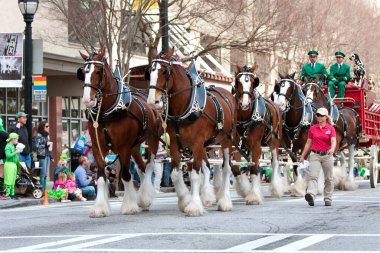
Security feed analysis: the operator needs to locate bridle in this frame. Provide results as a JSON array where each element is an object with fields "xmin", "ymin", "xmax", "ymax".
[
  {"xmin": 83, "ymin": 57, "xmax": 107, "ymax": 99},
  {"xmin": 276, "ymin": 78, "xmax": 296, "ymax": 101},
  {"xmin": 234, "ymin": 72, "xmax": 256, "ymax": 99}
]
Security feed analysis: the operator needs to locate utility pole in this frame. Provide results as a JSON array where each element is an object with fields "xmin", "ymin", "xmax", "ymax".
[{"xmin": 160, "ymin": 0, "xmax": 169, "ymax": 52}]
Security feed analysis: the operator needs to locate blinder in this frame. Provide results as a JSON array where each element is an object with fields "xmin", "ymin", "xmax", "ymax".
[
  {"xmin": 77, "ymin": 67, "xmax": 85, "ymax": 81},
  {"xmin": 144, "ymin": 67, "xmax": 150, "ymax": 81}
]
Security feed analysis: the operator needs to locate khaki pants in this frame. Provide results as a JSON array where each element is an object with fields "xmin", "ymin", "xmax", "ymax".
[{"xmin": 306, "ymin": 152, "xmax": 334, "ymax": 202}]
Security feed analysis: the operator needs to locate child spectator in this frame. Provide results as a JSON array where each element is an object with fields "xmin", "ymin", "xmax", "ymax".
[
  {"xmin": 65, "ymin": 173, "xmax": 86, "ymax": 201},
  {"xmin": 88, "ymin": 162, "xmax": 98, "ymax": 187},
  {"xmin": 2, "ymin": 133, "xmax": 21, "ymax": 200},
  {"xmin": 53, "ymin": 158, "xmax": 68, "ymax": 185},
  {"xmin": 49, "ymin": 172, "xmax": 70, "ymax": 202}
]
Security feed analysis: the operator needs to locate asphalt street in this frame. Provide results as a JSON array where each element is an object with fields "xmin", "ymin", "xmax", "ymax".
[{"xmin": 0, "ymin": 180, "xmax": 379, "ymax": 253}]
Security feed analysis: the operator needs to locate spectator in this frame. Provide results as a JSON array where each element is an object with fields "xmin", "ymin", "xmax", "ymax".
[
  {"xmin": 50, "ymin": 172, "xmax": 69, "ymax": 202},
  {"xmin": 84, "ymin": 129, "xmax": 94, "ymax": 164},
  {"xmin": 52, "ymin": 158, "xmax": 68, "ymax": 185},
  {"xmin": 3, "ymin": 133, "xmax": 21, "ymax": 200},
  {"xmin": 88, "ymin": 162, "xmax": 98, "ymax": 188},
  {"xmin": 0, "ymin": 117, "xmax": 9, "ymax": 199},
  {"xmin": 9, "ymin": 112, "xmax": 31, "ymax": 169},
  {"xmin": 65, "ymin": 173, "xmax": 86, "ymax": 201},
  {"xmin": 152, "ymin": 141, "xmax": 167, "ymax": 193},
  {"xmin": 105, "ymin": 166, "xmax": 117, "ymax": 197},
  {"xmin": 74, "ymin": 156, "xmax": 96, "ymax": 199},
  {"xmin": 34, "ymin": 121, "xmax": 54, "ymax": 188},
  {"xmin": 160, "ymin": 133, "xmax": 172, "ymax": 187}
]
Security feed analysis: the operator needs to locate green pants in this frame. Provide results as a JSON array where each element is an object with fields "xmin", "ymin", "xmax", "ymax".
[
  {"xmin": 4, "ymin": 162, "xmax": 17, "ymax": 197},
  {"xmin": 328, "ymin": 81, "xmax": 346, "ymax": 99}
]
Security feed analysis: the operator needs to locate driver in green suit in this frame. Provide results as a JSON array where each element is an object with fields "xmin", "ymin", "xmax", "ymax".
[
  {"xmin": 328, "ymin": 51, "xmax": 350, "ymax": 99},
  {"xmin": 299, "ymin": 50, "xmax": 328, "ymax": 86}
]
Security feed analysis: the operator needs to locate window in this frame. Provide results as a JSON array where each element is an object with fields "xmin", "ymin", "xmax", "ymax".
[
  {"xmin": 62, "ymin": 96, "xmax": 88, "ymax": 150},
  {"xmin": 200, "ymin": 34, "xmax": 221, "ymax": 72}
]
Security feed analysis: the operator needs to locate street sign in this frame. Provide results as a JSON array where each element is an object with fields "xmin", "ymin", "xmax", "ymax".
[{"xmin": 33, "ymin": 76, "xmax": 47, "ymax": 101}]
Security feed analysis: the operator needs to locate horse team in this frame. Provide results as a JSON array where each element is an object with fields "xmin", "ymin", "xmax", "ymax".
[{"xmin": 77, "ymin": 48, "xmax": 361, "ymax": 218}]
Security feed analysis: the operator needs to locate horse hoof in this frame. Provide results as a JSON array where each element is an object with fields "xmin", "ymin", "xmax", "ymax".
[
  {"xmin": 121, "ymin": 204, "xmax": 141, "ymax": 215},
  {"xmin": 89, "ymin": 206, "xmax": 110, "ymax": 218},
  {"xmin": 202, "ymin": 201, "xmax": 213, "ymax": 208},
  {"xmin": 184, "ymin": 201, "xmax": 205, "ymax": 216},
  {"xmin": 217, "ymin": 197, "xmax": 233, "ymax": 211}
]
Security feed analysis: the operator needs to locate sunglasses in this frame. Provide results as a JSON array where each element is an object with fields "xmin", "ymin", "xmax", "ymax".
[
  {"xmin": 45, "ymin": 125, "xmax": 49, "ymax": 128},
  {"xmin": 336, "ymin": 56, "xmax": 343, "ymax": 59},
  {"xmin": 309, "ymin": 56, "xmax": 317, "ymax": 58},
  {"xmin": 316, "ymin": 113, "xmax": 326, "ymax": 117}
]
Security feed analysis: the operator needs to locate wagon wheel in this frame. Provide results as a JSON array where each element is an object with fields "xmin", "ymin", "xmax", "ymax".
[
  {"xmin": 369, "ymin": 145, "xmax": 379, "ymax": 188},
  {"xmin": 32, "ymin": 188, "xmax": 43, "ymax": 199}
]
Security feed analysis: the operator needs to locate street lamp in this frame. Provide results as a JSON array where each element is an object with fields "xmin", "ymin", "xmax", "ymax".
[{"xmin": 18, "ymin": 0, "xmax": 39, "ymax": 148}]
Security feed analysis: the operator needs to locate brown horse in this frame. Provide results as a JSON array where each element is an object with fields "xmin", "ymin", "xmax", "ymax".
[
  {"xmin": 271, "ymin": 74, "xmax": 314, "ymax": 196},
  {"xmin": 146, "ymin": 48, "xmax": 237, "ymax": 216},
  {"xmin": 78, "ymin": 49, "xmax": 161, "ymax": 217},
  {"xmin": 232, "ymin": 65, "xmax": 284, "ymax": 203},
  {"xmin": 303, "ymin": 83, "xmax": 362, "ymax": 190}
]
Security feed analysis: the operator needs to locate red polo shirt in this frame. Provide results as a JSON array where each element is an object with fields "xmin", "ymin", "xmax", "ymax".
[{"xmin": 308, "ymin": 124, "xmax": 336, "ymax": 152}]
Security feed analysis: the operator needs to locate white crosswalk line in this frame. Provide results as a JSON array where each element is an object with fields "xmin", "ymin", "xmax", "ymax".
[
  {"xmin": 273, "ymin": 234, "xmax": 334, "ymax": 252},
  {"xmin": 226, "ymin": 235, "xmax": 291, "ymax": 252},
  {"xmin": 55, "ymin": 234, "xmax": 141, "ymax": 250},
  {"xmin": 4, "ymin": 235, "xmax": 103, "ymax": 252}
]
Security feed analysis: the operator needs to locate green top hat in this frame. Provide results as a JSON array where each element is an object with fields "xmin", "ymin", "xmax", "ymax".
[
  {"xmin": 335, "ymin": 51, "xmax": 345, "ymax": 57},
  {"xmin": 308, "ymin": 50, "xmax": 319, "ymax": 56},
  {"xmin": 6, "ymin": 132, "xmax": 19, "ymax": 142}
]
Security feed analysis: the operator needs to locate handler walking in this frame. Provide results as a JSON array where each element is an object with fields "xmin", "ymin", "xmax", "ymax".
[{"xmin": 300, "ymin": 107, "xmax": 336, "ymax": 206}]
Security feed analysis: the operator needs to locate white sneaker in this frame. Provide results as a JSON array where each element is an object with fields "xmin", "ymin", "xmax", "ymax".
[{"xmin": 61, "ymin": 199, "xmax": 71, "ymax": 203}]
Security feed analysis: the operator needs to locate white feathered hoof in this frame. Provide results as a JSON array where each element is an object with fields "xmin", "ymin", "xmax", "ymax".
[
  {"xmin": 121, "ymin": 201, "xmax": 141, "ymax": 215},
  {"xmin": 89, "ymin": 204, "xmax": 111, "ymax": 218},
  {"xmin": 290, "ymin": 176, "xmax": 306, "ymax": 197},
  {"xmin": 184, "ymin": 199, "xmax": 205, "ymax": 217},
  {"xmin": 137, "ymin": 183, "xmax": 155, "ymax": 209},
  {"xmin": 245, "ymin": 191, "xmax": 263, "ymax": 205},
  {"xmin": 343, "ymin": 179, "xmax": 358, "ymax": 191},
  {"xmin": 178, "ymin": 194, "xmax": 192, "ymax": 213},
  {"xmin": 270, "ymin": 177, "xmax": 284, "ymax": 198},
  {"xmin": 217, "ymin": 195, "xmax": 233, "ymax": 211},
  {"xmin": 234, "ymin": 175, "xmax": 250, "ymax": 198},
  {"xmin": 200, "ymin": 188, "xmax": 215, "ymax": 208}
]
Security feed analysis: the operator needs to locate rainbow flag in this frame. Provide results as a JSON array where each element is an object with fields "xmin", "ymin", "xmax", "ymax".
[{"xmin": 33, "ymin": 76, "xmax": 46, "ymax": 90}]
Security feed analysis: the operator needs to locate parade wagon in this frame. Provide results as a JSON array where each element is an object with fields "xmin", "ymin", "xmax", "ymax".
[{"xmin": 334, "ymin": 83, "xmax": 380, "ymax": 188}]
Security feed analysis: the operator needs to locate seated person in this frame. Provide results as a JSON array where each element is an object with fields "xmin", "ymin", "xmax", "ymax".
[
  {"xmin": 52, "ymin": 159, "xmax": 68, "ymax": 185},
  {"xmin": 74, "ymin": 156, "xmax": 96, "ymax": 200},
  {"xmin": 328, "ymin": 51, "xmax": 350, "ymax": 99},
  {"xmin": 299, "ymin": 50, "xmax": 328, "ymax": 86},
  {"xmin": 65, "ymin": 172, "xmax": 87, "ymax": 201}
]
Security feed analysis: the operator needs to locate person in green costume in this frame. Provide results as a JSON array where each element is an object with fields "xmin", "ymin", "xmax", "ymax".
[
  {"xmin": 328, "ymin": 51, "xmax": 351, "ymax": 99},
  {"xmin": 299, "ymin": 50, "xmax": 328, "ymax": 86},
  {"xmin": 0, "ymin": 117, "xmax": 9, "ymax": 198},
  {"xmin": 3, "ymin": 133, "xmax": 21, "ymax": 200}
]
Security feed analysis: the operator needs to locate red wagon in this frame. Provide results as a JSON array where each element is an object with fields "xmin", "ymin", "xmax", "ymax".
[{"xmin": 334, "ymin": 83, "xmax": 380, "ymax": 188}]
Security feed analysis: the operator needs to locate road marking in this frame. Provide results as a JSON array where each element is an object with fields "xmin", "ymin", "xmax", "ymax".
[
  {"xmin": 56, "ymin": 234, "xmax": 141, "ymax": 250},
  {"xmin": 226, "ymin": 235, "xmax": 291, "ymax": 251},
  {"xmin": 273, "ymin": 234, "xmax": 334, "ymax": 252},
  {"xmin": 3, "ymin": 235, "xmax": 103, "ymax": 252}
]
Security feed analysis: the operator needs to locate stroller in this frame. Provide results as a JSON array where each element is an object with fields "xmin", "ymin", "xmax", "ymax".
[{"xmin": 14, "ymin": 162, "xmax": 43, "ymax": 199}]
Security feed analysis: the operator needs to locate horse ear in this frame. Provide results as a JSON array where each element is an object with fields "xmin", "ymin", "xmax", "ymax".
[
  {"xmin": 251, "ymin": 62, "xmax": 258, "ymax": 72},
  {"xmin": 98, "ymin": 48, "xmax": 105, "ymax": 58},
  {"xmin": 236, "ymin": 64, "xmax": 243, "ymax": 73},
  {"xmin": 290, "ymin": 72, "xmax": 296, "ymax": 79},
  {"xmin": 166, "ymin": 47, "xmax": 175, "ymax": 59},
  {"xmin": 150, "ymin": 47, "xmax": 158, "ymax": 60},
  {"xmin": 76, "ymin": 67, "xmax": 84, "ymax": 81},
  {"xmin": 79, "ymin": 51, "xmax": 88, "ymax": 61}
]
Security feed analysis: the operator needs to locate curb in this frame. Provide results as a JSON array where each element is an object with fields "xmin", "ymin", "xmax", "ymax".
[{"xmin": 0, "ymin": 198, "xmax": 57, "ymax": 209}]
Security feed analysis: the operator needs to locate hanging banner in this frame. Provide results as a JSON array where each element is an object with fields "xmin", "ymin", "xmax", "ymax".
[
  {"xmin": 0, "ymin": 33, "xmax": 23, "ymax": 87},
  {"xmin": 33, "ymin": 76, "xmax": 47, "ymax": 101}
]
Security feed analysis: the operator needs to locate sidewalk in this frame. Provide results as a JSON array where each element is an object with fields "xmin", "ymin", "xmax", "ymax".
[{"xmin": 0, "ymin": 181, "xmax": 175, "ymax": 209}]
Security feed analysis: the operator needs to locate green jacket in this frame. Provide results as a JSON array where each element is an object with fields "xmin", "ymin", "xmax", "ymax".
[
  {"xmin": 329, "ymin": 63, "xmax": 350, "ymax": 82},
  {"xmin": 299, "ymin": 62, "xmax": 328, "ymax": 81},
  {"xmin": 4, "ymin": 142, "xmax": 18, "ymax": 164}
]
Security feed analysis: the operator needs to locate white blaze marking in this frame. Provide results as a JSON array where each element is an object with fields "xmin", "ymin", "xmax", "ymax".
[
  {"xmin": 82, "ymin": 64, "xmax": 96, "ymax": 108},
  {"xmin": 147, "ymin": 63, "xmax": 161, "ymax": 105},
  {"xmin": 239, "ymin": 75, "xmax": 251, "ymax": 109}
]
